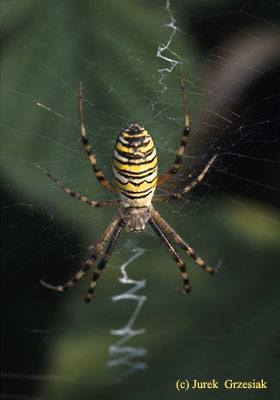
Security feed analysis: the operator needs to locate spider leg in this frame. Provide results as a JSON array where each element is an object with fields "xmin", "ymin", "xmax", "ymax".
[
  {"xmin": 153, "ymin": 154, "xmax": 217, "ymax": 202},
  {"xmin": 149, "ymin": 218, "xmax": 191, "ymax": 294},
  {"xmin": 40, "ymin": 212, "xmax": 121, "ymax": 292},
  {"xmin": 157, "ymin": 72, "xmax": 190, "ymax": 187},
  {"xmin": 34, "ymin": 163, "xmax": 119, "ymax": 207},
  {"xmin": 85, "ymin": 219, "xmax": 125, "ymax": 303},
  {"xmin": 78, "ymin": 82, "xmax": 117, "ymax": 193},
  {"xmin": 152, "ymin": 208, "xmax": 218, "ymax": 275}
]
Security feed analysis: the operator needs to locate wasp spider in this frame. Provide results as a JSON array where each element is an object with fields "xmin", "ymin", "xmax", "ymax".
[{"xmin": 38, "ymin": 73, "xmax": 218, "ymax": 303}]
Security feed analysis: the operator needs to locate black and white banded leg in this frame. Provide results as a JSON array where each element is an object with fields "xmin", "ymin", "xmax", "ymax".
[
  {"xmin": 85, "ymin": 219, "xmax": 125, "ymax": 303},
  {"xmin": 78, "ymin": 82, "xmax": 117, "ymax": 193},
  {"xmin": 152, "ymin": 209, "xmax": 220, "ymax": 275},
  {"xmin": 149, "ymin": 218, "xmax": 191, "ymax": 294},
  {"xmin": 154, "ymin": 155, "xmax": 217, "ymax": 202},
  {"xmin": 157, "ymin": 73, "xmax": 191, "ymax": 187},
  {"xmin": 35, "ymin": 163, "xmax": 119, "ymax": 208},
  {"xmin": 40, "ymin": 212, "xmax": 121, "ymax": 293}
]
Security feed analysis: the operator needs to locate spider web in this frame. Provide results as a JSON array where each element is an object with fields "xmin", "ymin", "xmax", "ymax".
[{"xmin": 1, "ymin": 0, "xmax": 280, "ymax": 399}]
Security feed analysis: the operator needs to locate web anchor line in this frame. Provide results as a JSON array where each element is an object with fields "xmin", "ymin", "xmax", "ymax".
[{"xmin": 107, "ymin": 247, "xmax": 148, "ymax": 381}]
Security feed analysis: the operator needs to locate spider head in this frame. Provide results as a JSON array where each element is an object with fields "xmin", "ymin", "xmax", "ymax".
[{"xmin": 122, "ymin": 206, "xmax": 152, "ymax": 232}]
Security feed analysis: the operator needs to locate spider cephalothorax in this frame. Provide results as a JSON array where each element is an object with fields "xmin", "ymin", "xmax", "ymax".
[
  {"xmin": 39, "ymin": 73, "xmax": 218, "ymax": 303},
  {"xmin": 122, "ymin": 205, "xmax": 152, "ymax": 232}
]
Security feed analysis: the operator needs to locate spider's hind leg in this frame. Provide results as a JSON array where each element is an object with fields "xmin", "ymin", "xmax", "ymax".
[
  {"xmin": 78, "ymin": 82, "xmax": 117, "ymax": 194},
  {"xmin": 154, "ymin": 155, "xmax": 217, "ymax": 202},
  {"xmin": 34, "ymin": 163, "xmax": 119, "ymax": 208},
  {"xmin": 157, "ymin": 72, "xmax": 190, "ymax": 187}
]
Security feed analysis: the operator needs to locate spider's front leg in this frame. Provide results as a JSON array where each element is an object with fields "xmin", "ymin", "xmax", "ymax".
[
  {"xmin": 152, "ymin": 209, "xmax": 220, "ymax": 275},
  {"xmin": 149, "ymin": 218, "xmax": 191, "ymax": 294},
  {"xmin": 85, "ymin": 219, "xmax": 125, "ymax": 303},
  {"xmin": 40, "ymin": 212, "xmax": 121, "ymax": 294}
]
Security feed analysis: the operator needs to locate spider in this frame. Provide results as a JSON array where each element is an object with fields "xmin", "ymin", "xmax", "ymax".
[{"xmin": 38, "ymin": 73, "xmax": 218, "ymax": 303}]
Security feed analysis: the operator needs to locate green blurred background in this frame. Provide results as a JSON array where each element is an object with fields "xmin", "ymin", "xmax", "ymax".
[{"xmin": 1, "ymin": 1, "xmax": 280, "ymax": 399}]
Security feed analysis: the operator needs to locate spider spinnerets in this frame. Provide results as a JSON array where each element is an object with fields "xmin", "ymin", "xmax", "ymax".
[{"xmin": 38, "ymin": 73, "xmax": 219, "ymax": 303}]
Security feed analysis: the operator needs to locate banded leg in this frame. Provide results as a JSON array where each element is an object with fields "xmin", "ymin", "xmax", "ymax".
[
  {"xmin": 152, "ymin": 209, "xmax": 218, "ymax": 275},
  {"xmin": 157, "ymin": 72, "xmax": 190, "ymax": 187},
  {"xmin": 85, "ymin": 219, "xmax": 125, "ymax": 303},
  {"xmin": 149, "ymin": 218, "xmax": 191, "ymax": 294},
  {"xmin": 34, "ymin": 163, "xmax": 119, "ymax": 207},
  {"xmin": 78, "ymin": 82, "xmax": 117, "ymax": 193},
  {"xmin": 154, "ymin": 155, "xmax": 217, "ymax": 202},
  {"xmin": 40, "ymin": 212, "xmax": 121, "ymax": 291}
]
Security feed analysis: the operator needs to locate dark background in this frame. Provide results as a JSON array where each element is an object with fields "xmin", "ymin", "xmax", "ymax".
[{"xmin": 2, "ymin": 1, "xmax": 280, "ymax": 399}]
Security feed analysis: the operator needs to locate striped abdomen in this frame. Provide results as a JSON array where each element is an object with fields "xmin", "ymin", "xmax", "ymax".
[{"xmin": 113, "ymin": 124, "xmax": 158, "ymax": 208}]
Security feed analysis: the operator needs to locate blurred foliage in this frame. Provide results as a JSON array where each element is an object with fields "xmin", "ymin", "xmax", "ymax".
[
  {"xmin": 38, "ymin": 200, "xmax": 280, "ymax": 400},
  {"xmin": 1, "ymin": 1, "xmax": 280, "ymax": 400},
  {"xmin": 3, "ymin": 193, "xmax": 279, "ymax": 400},
  {"xmin": 2, "ymin": 0, "xmax": 196, "ymax": 210}
]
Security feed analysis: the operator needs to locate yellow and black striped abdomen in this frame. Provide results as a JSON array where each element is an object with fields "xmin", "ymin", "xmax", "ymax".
[{"xmin": 113, "ymin": 124, "xmax": 158, "ymax": 208}]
